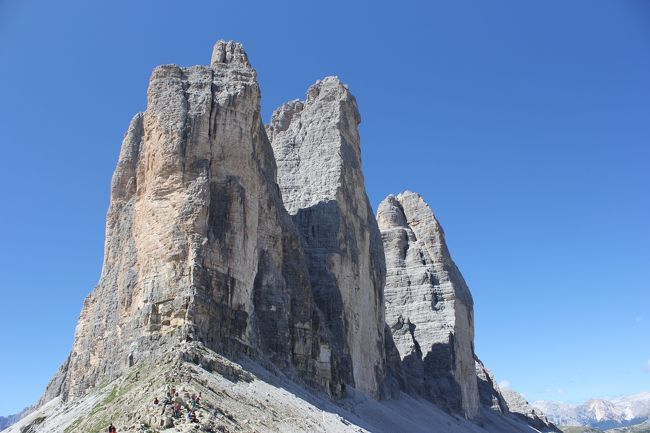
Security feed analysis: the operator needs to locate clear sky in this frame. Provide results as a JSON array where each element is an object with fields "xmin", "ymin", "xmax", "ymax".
[{"xmin": 1, "ymin": 0, "xmax": 648, "ymax": 416}]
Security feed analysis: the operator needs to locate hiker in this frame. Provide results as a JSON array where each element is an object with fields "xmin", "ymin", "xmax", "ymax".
[
  {"xmin": 153, "ymin": 397, "xmax": 159, "ymax": 405},
  {"xmin": 107, "ymin": 423, "xmax": 117, "ymax": 433}
]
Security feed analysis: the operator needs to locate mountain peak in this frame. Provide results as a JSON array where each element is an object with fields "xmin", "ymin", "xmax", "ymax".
[
  {"xmin": 10, "ymin": 39, "xmax": 562, "ymax": 433},
  {"xmin": 210, "ymin": 40, "xmax": 250, "ymax": 66}
]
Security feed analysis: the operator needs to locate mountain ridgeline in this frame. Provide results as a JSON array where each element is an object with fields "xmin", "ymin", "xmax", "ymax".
[{"xmin": 9, "ymin": 41, "xmax": 560, "ymax": 433}]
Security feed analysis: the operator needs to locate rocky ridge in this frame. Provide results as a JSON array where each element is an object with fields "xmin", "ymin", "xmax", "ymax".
[
  {"xmin": 7, "ymin": 342, "xmax": 557, "ymax": 433},
  {"xmin": 502, "ymin": 389, "xmax": 561, "ymax": 432},
  {"xmin": 534, "ymin": 393, "xmax": 650, "ymax": 430},
  {"xmin": 12, "ymin": 40, "xmax": 560, "ymax": 433}
]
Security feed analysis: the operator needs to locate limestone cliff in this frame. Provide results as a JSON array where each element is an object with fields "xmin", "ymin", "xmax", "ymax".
[
  {"xmin": 43, "ymin": 41, "xmax": 343, "ymax": 402},
  {"xmin": 22, "ymin": 39, "xmax": 562, "ymax": 433},
  {"xmin": 378, "ymin": 191, "xmax": 558, "ymax": 433},
  {"xmin": 377, "ymin": 191, "xmax": 479, "ymax": 417},
  {"xmin": 268, "ymin": 77, "xmax": 389, "ymax": 398}
]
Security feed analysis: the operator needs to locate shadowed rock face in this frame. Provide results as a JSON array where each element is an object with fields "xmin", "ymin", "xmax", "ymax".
[
  {"xmin": 42, "ymin": 41, "xmax": 344, "ymax": 402},
  {"xmin": 268, "ymin": 77, "xmax": 388, "ymax": 398},
  {"xmin": 377, "ymin": 191, "xmax": 479, "ymax": 418},
  {"xmin": 476, "ymin": 358, "xmax": 509, "ymax": 414},
  {"xmin": 502, "ymin": 389, "xmax": 562, "ymax": 432}
]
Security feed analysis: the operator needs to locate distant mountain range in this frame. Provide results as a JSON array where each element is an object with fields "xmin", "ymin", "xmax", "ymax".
[
  {"xmin": 561, "ymin": 420, "xmax": 650, "ymax": 433},
  {"xmin": 533, "ymin": 392, "xmax": 650, "ymax": 430},
  {"xmin": 0, "ymin": 407, "xmax": 31, "ymax": 431}
]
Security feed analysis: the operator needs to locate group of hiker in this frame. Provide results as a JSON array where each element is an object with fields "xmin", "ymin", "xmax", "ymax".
[
  {"xmin": 155, "ymin": 386, "xmax": 202, "ymax": 423},
  {"xmin": 107, "ymin": 387, "xmax": 203, "ymax": 432}
]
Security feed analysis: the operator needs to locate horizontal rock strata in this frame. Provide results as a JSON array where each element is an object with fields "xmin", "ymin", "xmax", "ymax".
[
  {"xmin": 378, "ymin": 191, "xmax": 479, "ymax": 418},
  {"xmin": 268, "ymin": 77, "xmax": 389, "ymax": 398}
]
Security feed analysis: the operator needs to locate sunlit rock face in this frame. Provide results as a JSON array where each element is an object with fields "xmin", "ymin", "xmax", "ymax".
[
  {"xmin": 268, "ymin": 77, "xmax": 389, "ymax": 398},
  {"xmin": 378, "ymin": 191, "xmax": 479, "ymax": 418},
  {"xmin": 33, "ymin": 38, "xmax": 562, "ymax": 433},
  {"xmin": 42, "ymin": 41, "xmax": 345, "ymax": 402}
]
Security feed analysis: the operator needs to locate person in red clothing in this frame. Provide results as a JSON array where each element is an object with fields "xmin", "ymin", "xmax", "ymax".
[{"xmin": 107, "ymin": 423, "xmax": 117, "ymax": 433}]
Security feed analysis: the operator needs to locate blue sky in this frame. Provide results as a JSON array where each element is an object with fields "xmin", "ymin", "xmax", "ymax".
[{"xmin": 1, "ymin": 0, "xmax": 648, "ymax": 415}]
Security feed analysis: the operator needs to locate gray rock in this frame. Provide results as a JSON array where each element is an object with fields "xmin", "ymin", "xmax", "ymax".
[
  {"xmin": 42, "ymin": 40, "xmax": 344, "ymax": 403},
  {"xmin": 475, "ymin": 358, "xmax": 509, "ymax": 414},
  {"xmin": 377, "ymin": 190, "xmax": 559, "ymax": 431},
  {"xmin": 377, "ymin": 191, "xmax": 479, "ymax": 418},
  {"xmin": 502, "ymin": 389, "xmax": 561, "ymax": 432},
  {"xmin": 268, "ymin": 77, "xmax": 388, "ymax": 398},
  {"xmin": 29, "ymin": 38, "xmax": 561, "ymax": 433}
]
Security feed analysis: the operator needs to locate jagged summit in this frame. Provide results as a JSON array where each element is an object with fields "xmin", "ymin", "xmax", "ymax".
[
  {"xmin": 42, "ymin": 38, "xmax": 344, "ymax": 405},
  {"xmin": 268, "ymin": 74, "xmax": 387, "ymax": 398},
  {"xmin": 11, "ymin": 41, "xmax": 561, "ymax": 433},
  {"xmin": 267, "ymin": 75, "xmax": 362, "ymax": 212},
  {"xmin": 210, "ymin": 39, "xmax": 250, "ymax": 66}
]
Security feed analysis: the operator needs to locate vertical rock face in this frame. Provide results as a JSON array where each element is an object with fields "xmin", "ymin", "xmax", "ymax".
[
  {"xmin": 268, "ymin": 77, "xmax": 388, "ymax": 398},
  {"xmin": 377, "ymin": 191, "xmax": 479, "ymax": 418},
  {"xmin": 34, "ymin": 40, "xmax": 558, "ymax": 433},
  {"xmin": 47, "ymin": 41, "xmax": 343, "ymax": 401}
]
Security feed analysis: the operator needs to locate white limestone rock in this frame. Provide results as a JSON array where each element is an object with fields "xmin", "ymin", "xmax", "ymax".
[
  {"xmin": 42, "ymin": 40, "xmax": 344, "ymax": 403},
  {"xmin": 378, "ymin": 191, "xmax": 479, "ymax": 418},
  {"xmin": 502, "ymin": 389, "xmax": 561, "ymax": 432},
  {"xmin": 268, "ymin": 77, "xmax": 389, "ymax": 398},
  {"xmin": 28, "ymin": 38, "xmax": 561, "ymax": 433}
]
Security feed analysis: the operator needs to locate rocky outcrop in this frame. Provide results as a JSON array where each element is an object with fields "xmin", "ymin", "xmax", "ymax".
[
  {"xmin": 268, "ymin": 77, "xmax": 388, "ymax": 398},
  {"xmin": 43, "ymin": 40, "xmax": 346, "ymax": 403},
  {"xmin": 6, "ymin": 342, "xmax": 562, "ymax": 433},
  {"xmin": 502, "ymin": 389, "xmax": 562, "ymax": 432},
  {"xmin": 475, "ymin": 358, "xmax": 509, "ymax": 413},
  {"xmin": 377, "ymin": 191, "xmax": 479, "ymax": 418}
]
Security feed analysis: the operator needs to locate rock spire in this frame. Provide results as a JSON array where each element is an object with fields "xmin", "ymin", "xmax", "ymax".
[
  {"xmin": 378, "ymin": 191, "xmax": 479, "ymax": 418},
  {"xmin": 43, "ymin": 40, "xmax": 345, "ymax": 401},
  {"xmin": 268, "ymin": 76, "xmax": 389, "ymax": 398}
]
